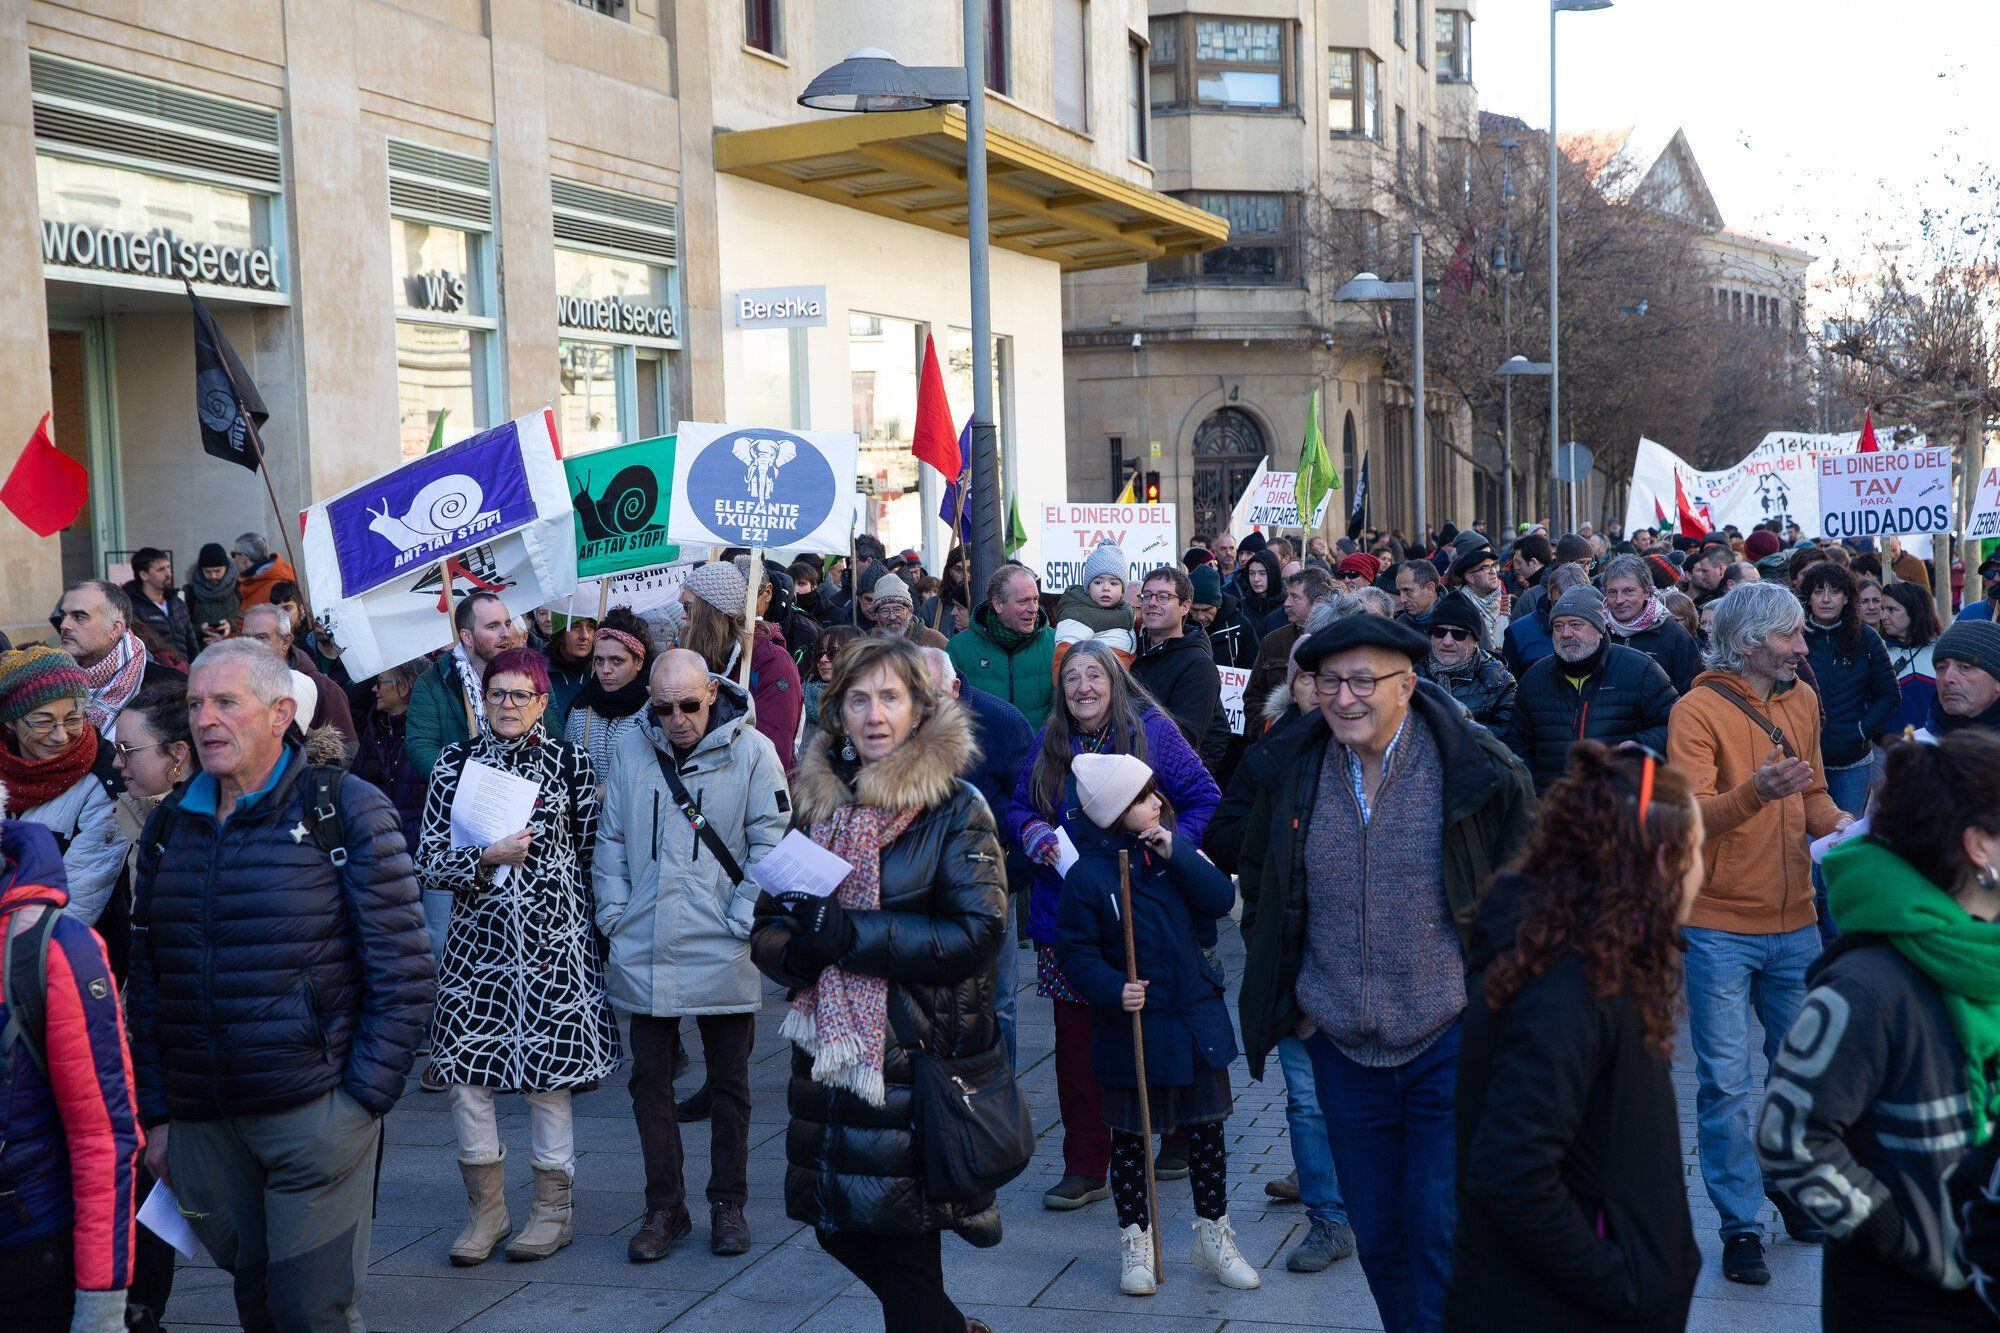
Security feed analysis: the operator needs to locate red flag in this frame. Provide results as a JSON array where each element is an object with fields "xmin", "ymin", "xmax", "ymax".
[
  {"xmin": 0, "ymin": 412, "xmax": 88, "ymax": 537},
  {"xmin": 910, "ymin": 334, "xmax": 960, "ymax": 480},
  {"xmin": 1857, "ymin": 410, "xmax": 1879, "ymax": 453},
  {"xmin": 1674, "ymin": 470, "xmax": 1709, "ymax": 538},
  {"xmin": 1653, "ymin": 495, "xmax": 1670, "ymax": 528}
]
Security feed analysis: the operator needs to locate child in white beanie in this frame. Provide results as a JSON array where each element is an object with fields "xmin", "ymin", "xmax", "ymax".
[
  {"xmin": 1053, "ymin": 540, "xmax": 1137, "ymax": 668},
  {"xmin": 1053, "ymin": 751, "xmax": 1257, "ymax": 1297}
]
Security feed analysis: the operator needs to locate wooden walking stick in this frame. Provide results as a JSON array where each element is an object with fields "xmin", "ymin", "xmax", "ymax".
[{"xmin": 1119, "ymin": 850, "xmax": 1165, "ymax": 1283}]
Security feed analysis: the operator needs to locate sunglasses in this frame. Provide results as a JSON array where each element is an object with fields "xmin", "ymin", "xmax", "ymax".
[
  {"xmin": 651, "ymin": 697, "xmax": 706, "ymax": 718},
  {"xmin": 1429, "ymin": 627, "xmax": 1474, "ymax": 642},
  {"xmin": 1337, "ymin": 570, "xmax": 1368, "ymax": 582}
]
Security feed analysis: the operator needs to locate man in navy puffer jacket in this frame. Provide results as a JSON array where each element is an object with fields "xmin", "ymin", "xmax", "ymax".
[
  {"xmin": 129, "ymin": 641, "xmax": 432, "ymax": 1333},
  {"xmin": 1505, "ymin": 587, "xmax": 1677, "ymax": 794}
]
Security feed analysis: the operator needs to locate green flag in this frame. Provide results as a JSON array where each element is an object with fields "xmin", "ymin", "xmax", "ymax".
[
  {"xmin": 425, "ymin": 409, "xmax": 449, "ymax": 454},
  {"xmin": 1005, "ymin": 492, "xmax": 1028, "ymax": 556},
  {"xmin": 565, "ymin": 433, "xmax": 680, "ymax": 578},
  {"xmin": 1295, "ymin": 390, "xmax": 1339, "ymax": 528}
]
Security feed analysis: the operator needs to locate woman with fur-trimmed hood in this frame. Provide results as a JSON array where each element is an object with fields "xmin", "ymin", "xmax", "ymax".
[{"xmin": 750, "ymin": 635, "xmax": 1008, "ymax": 1333}]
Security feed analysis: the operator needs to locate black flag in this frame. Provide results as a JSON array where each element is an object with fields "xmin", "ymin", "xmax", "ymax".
[
  {"xmin": 1346, "ymin": 452, "xmax": 1370, "ymax": 540},
  {"xmin": 189, "ymin": 284, "xmax": 269, "ymax": 471}
]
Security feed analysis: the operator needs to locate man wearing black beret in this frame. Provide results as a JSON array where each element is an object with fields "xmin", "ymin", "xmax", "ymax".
[{"xmin": 1204, "ymin": 610, "xmax": 1535, "ymax": 1330}]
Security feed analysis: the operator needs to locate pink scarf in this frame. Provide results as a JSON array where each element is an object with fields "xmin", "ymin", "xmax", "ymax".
[
  {"xmin": 1609, "ymin": 594, "xmax": 1667, "ymax": 638},
  {"xmin": 781, "ymin": 802, "xmax": 919, "ymax": 1107},
  {"xmin": 82, "ymin": 630, "xmax": 147, "ymax": 733}
]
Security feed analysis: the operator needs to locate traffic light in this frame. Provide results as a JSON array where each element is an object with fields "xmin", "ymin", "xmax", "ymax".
[{"xmin": 1144, "ymin": 470, "xmax": 1161, "ymax": 504}]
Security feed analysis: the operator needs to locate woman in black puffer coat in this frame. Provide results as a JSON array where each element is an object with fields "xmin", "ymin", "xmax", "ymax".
[
  {"xmin": 1798, "ymin": 563, "xmax": 1898, "ymax": 816},
  {"xmin": 752, "ymin": 636, "xmax": 1006, "ymax": 1333}
]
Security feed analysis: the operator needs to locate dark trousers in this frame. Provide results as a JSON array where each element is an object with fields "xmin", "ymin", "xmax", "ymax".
[
  {"xmin": 1824, "ymin": 1239, "xmax": 2000, "ymax": 1332},
  {"xmin": 131, "ymin": 1162, "xmax": 177, "ymax": 1324},
  {"xmin": 2, "ymin": 1234, "xmax": 73, "ymax": 1333},
  {"xmin": 1052, "ymin": 998, "xmax": 1110, "ymax": 1178},
  {"xmin": 628, "ymin": 1012, "xmax": 754, "ymax": 1211},
  {"xmin": 816, "ymin": 1228, "xmax": 965, "ymax": 1333}
]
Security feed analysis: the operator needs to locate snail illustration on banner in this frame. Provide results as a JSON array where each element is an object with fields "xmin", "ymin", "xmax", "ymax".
[
  {"xmin": 572, "ymin": 464, "xmax": 662, "ymax": 543},
  {"xmin": 367, "ymin": 473, "xmax": 498, "ymax": 554}
]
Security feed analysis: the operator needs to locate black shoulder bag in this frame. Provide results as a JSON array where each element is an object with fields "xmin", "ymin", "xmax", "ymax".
[
  {"xmin": 651, "ymin": 750, "xmax": 745, "ymax": 887},
  {"xmin": 887, "ymin": 984, "xmax": 1034, "ymax": 1205}
]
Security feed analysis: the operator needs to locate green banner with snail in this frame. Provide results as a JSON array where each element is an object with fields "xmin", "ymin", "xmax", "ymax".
[{"xmin": 566, "ymin": 433, "xmax": 680, "ymax": 578}]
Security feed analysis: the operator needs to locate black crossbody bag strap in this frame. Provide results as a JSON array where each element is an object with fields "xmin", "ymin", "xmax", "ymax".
[
  {"xmin": 1699, "ymin": 680, "xmax": 1795, "ymax": 759},
  {"xmin": 651, "ymin": 749, "xmax": 746, "ymax": 888}
]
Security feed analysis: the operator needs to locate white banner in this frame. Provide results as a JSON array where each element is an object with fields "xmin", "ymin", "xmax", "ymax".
[
  {"xmin": 1816, "ymin": 448, "xmax": 1954, "ymax": 539},
  {"xmin": 666, "ymin": 421, "xmax": 859, "ymax": 554},
  {"xmin": 571, "ymin": 561, "xmax": 692, "ymax": 616},
  {"xmin": 1624, "ymin": 429, "xmax": 1937, "ymax": 543},
  {"xmin": 1969, "ymin": 467, "xmax": 2000, "ymax": 542},
  {"xmin": 1218, "ymin": 665, "xmax": 1250, "ymax": 736},
  {"xmin": 1228, "ymin": 458, "xmax": 1333, "ymax": 535},
  {"xmin": 1036, "ymin": 503, "xmax": 1178, "ymax": 590}
]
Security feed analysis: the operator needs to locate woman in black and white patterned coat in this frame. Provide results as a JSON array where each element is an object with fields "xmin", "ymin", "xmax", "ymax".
[{"xmin": 416, "ymin": 646, "xmax": 620, "ymax": 1267}]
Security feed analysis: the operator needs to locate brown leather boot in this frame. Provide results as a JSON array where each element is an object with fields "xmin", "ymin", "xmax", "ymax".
[
  {"xmin": 709, "ymin": 1201, "xmax": 751, "ymax": 1256},
  {"xmin": 503, "ymin": 1164, "xmax": 573, "ymax": 1261},
  {"xmin": 448, "ymin": 1156, "xmax": 509, "ymax": 1266},
  {"xmin": 627, "ymin": 1203, "xmax": 692, "ymax": 1263}
]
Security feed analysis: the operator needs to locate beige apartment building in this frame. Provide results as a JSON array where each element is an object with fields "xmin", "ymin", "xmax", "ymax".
[{"xmin": 1064, "ymin": 0, "xmax": 1484, "ymax": 541}]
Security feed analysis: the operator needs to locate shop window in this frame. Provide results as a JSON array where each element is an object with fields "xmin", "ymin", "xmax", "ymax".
[
  {"xmin": 851, "ymin": 312, "xmax": 927, "ymax": 555},
  {"xmin": 1147, "ymin": 14, "xmax": 1295, "ymax": 112},
  {"xmin": 1328, "ymin": 48, "xmax": 1382, "ymax": 139},
  {"xmin": 745, "ymin": 0, "xmax": 783, "ymax": 56},
  {"xmin": 1148, "ymin": 192, "xmax": 1296, "ymax": 287},
  {"xmin": 390, "ymin": 214, "xmax": 497, "ymax": 459},
  {"xmin": 553, "ymin": 242, "xmax": 679, "ymax": 453},
  {"xmin": 946, "ymin": 326, "xmax": 1012, "ymax": 484},
  {"xmin": 1052, "ymin": 0, "xmax": 1089, "ymax": 132},
  {"xmin": 1127, "ymin": 37, "xmax": 1149, "ymax": 160},
  {"xmin": 738, "ymin": 327, "xmax": 800, "ymax": 428}
]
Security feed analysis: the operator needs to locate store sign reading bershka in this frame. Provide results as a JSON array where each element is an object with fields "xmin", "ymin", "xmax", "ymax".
[
  {"xmin": 557, "ymin": 293, "xmax": 677, "ymax": 339},
  {"xmin": 41, "ymin": 220, "xmax": 279, "ymax": 291}
]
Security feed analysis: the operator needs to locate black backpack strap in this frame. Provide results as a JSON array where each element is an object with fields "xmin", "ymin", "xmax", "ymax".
[
  {"xmin": 303, "ymin": 765, "xmax": 349, "ymax": 868},
  {"xmin": 651, "ymin": 748, "xmax": 746, "ymax": 887},
  {"xmin": 1, "ymin": 901, "xmax": 63, "ymax": 1080}
]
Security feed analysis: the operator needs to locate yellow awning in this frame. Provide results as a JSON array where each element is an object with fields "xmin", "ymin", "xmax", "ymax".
[{"xmin": 714, "ymin": 106, "xmax": 1227, "ymax": 272}]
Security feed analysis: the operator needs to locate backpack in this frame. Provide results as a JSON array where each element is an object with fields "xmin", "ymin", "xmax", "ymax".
[
  {"xmin": 0, "ymin": 900, "xmax": 62, "ymax": 1080},
  {"xmin": 137, "ymin": 765, "xmax": 352, "ymax": 925}
]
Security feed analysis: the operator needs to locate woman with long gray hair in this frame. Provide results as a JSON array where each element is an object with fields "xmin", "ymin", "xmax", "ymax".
[{"xmin": 1003, "ymin": 641, "xmax": 1220, "ymax": 1210}]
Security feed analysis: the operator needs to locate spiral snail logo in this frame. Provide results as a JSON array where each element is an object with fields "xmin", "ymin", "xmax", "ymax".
[
  {"xmin": 571, "ymin": 464, "xmax": 664, "ymax": 562},
  {"xmin": 197, "ymin": 368, "xmax": 248, "ymax": 454}
]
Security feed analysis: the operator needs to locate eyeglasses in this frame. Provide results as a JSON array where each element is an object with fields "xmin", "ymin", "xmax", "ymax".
[
  {"xmin": 483, "ymin": 688, "xmax": 543, "ymax": 708},
  {"xmin": 1137, "ymin": 590, "xmax": 1179, "ymax": 604},
  {"xmin": 651, "ymin": 697, "xmax": 705, "ymax": 718},
  {"xmin": 1313, "ymin": 668, "xmax": 1409, "ymax": 698},
  {"xmin": 19, "ymin": 711, "xmax": 85, "ymax": 737},
  {"xmin": 113, "ymin": 739, "xmax": 169, "ymax": 759},
  {"xmin": 1429, "ymin": 627, "xmax": 1474, "ymax": 643}
]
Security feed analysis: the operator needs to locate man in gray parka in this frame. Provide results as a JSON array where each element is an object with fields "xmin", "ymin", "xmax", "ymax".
[{"xmin": 593, "ymin": 649, "xmax": 789, "ymax": 1263}]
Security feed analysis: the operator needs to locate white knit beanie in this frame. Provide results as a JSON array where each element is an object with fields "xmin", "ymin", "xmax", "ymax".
[
  {"xmin": 1081, "ymin": 541, "xmax": 1127, "ymax": 587},
  {"xmin": 871, "ymin": 573, "xmax": 914, "ymax": 607},
  {"xmin": 1073, "ymin": 752, "xmax": 1155, "ymax": 830},
  {"xmin": 685, "ymin": 561, "xmax": 749, "ymax": 617}
]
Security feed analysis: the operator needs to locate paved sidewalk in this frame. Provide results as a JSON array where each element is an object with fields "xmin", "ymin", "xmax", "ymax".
[{"xmin": 161, "ymin": 927, "xmax": 1820, "ymax": 1331}]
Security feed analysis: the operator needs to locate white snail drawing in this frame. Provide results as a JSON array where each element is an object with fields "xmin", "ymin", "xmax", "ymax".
[
  {"xmin": 731, "ymin": 436, "xmax": 796, "ymax": 503},
  {"xmin": 367, "ymin": 473, "xmax": 491, "ymax": 553}
]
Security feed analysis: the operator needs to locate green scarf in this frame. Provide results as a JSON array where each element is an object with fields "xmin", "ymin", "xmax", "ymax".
[
  {"xmin": 979, "ymin": 606, "xmax": 1044, "ymax": 654},
  {"xmin": 1824, "ymin": 837, "xmax": 2000, "ymax": 1143}
]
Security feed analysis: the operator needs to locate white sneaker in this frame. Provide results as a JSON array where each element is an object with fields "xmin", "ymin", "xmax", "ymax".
[
  {"xmin": 1120, "ymin": 1223, "xmax": 1157, "ymax": 1296},
  {"xmin": 1191, "ymin": 1215, "xmax": 1261, "ymax": 1289}
]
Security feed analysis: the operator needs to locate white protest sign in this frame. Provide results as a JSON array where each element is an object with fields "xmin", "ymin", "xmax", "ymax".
[
  {"xmin": 1230, "ymin": 458, "xmax": 1332, "ymax": 534},
  {"xmin": 1037, "ymin": 503, "xmax": 1178, "ymax": 590},
  {"xmin": 1969, "ymin": 466, "xmax": 2000, "ymax": 541},
  {"xmin": 1815, "ymin": 447, "xmax": 1954, "ymax": 540},
  {"xmin": 1218, "ymin": 665, "xmax": 1250, "ymax": 736},
  {"xmin": 667, "ymin": 422, "xmax": 859, "ymax": 555},
  {"xmin": 571, "ymin": 561, "xmax": 691, "ymax": 615}
]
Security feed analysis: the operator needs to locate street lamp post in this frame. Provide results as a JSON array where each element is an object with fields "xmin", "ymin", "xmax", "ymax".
[
  {"xmin": 797, "ymin": 22, "xmax": 1003, "ymax": 595},
  {"xmin": 1548, "ymin": 0, "xmax": 1612, "ymax": 513},
  {"xmin": 1495, "ymin": 356, "xmax": 1552, "ymax": 535},
  {"xmin": 1334, "ymin": 229, "xmax": 1429, "ymax": 540}
]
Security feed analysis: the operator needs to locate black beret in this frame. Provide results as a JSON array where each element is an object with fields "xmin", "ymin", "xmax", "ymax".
[
  {"xmin": 1449, "ymin": 545, "xmax": 1498, "ymax": 579},
  {"xmin": 1293, "ymin": 614, "xmax": 1431, "ymax": 672}
]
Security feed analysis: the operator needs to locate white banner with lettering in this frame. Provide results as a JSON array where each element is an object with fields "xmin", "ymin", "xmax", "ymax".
[
  {"xmin": 1816, "ymin": 448, "xmax": 1955, "ymax": 540},
  {"xmin": 1229, "ymin": 458, "xmax": 1332, "ymax": 535},
  {"xmin": 1036, "ymin": 504, "xmax": 1179, "ymax": 590},
  {"xmin": 1218, "ymin": 666, "xmax": 1251, "ymax": 736}
]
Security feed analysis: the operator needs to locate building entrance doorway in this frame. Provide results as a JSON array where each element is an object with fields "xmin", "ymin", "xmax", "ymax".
[{"xmin": 1192, "ymin": 407, "xmax": 1265, "ymax": 539}]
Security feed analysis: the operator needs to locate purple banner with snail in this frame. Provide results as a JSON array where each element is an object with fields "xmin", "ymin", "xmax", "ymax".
[{"xmin": 565, "ymin": 433, "xmax": 680, "ymax": 578}]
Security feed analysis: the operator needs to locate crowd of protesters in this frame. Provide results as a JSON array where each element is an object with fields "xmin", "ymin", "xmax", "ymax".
[{"xmin": 7, "ymin": 514, "xmax": 2000, "ymax": 1333}]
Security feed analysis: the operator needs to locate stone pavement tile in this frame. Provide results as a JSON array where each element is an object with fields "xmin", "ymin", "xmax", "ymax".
[
  {"xmin": 1031, "ymin": 1247, "xmax": 1382, "ymax": 1327},
  {"xmin": 371, "ymin": 1223, "xmax": 445, "ymax": 1264},
  {"xmin": 455, "ymin": 1279, "xmax": 705, "ymax": 1332},
  {"xmin": 652, "ymin": 1290, "xmax": 840, "ymax": 1331},
  {"xmin": 364, "ymin": 1274, "xmax": 529, "ymax": 1332},
  {"xmin": 1691, "ymin": 1235, "xmax": 1822, "ymax": 1307},
  {"xmin": 798, "ymin": 1292, "xmax": 1232, "ymax": 1332}
]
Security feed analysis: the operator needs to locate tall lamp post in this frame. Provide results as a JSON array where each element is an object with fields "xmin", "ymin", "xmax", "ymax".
[
  {"xmin": 1495, "ymin": 356, "xmax": 1551, "ymax": 534},
  {"xmin": 1548, "ymin": 0, "xmax": 1612, "ymax": 498},
  {"xmin": 799, "ymin": 16, "xmax": 1003, "ymax": 595},
  {"xmin": 1335, "ymin": 228, "xmax": 1429, "ymax": 540}
]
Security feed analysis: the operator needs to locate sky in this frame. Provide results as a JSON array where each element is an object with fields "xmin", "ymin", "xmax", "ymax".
[{"xmin": 1472, "ymin": 0, "xmax": 1998, "ymax": 309}]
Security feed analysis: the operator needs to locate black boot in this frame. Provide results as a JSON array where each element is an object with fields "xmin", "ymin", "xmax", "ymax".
[
  {"xmin": 676, "ymin": 1078, "xmax": 713, "ymax": 1122},
  {"xmin": 1766, "ymin": 1189, "xmax": 1826, "ymax": 1243}
]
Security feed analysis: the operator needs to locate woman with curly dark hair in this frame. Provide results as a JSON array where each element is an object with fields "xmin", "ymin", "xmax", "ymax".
[{"xmin": 1444, "ymin": 742, "xmax": 1705, "ymax": 1332}]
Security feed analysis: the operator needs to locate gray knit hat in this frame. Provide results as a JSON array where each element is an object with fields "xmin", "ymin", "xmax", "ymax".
[
  {"xmin": 871, "ymin": 572, "xmax": 913, "ymax": 607},
  {"xmin": 1081, "ymin": 541, "xmax": 1127, "ymax": 587},
  {"xmin": 684, "ymin": 561, "xmax": 748, "ymax": 617},
  {"xmin": 1935, "ymin": 620, "xmax": 2000, "ymax": 682},
  {"xmin": 1549, "ymin": 585, "xmax": 1608, "ymax": 632}
]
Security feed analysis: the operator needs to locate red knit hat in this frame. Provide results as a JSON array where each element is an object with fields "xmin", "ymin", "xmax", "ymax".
[
  {"xmin": 1336, "ymin": 552, "xmax": 1382, "ymax": 583},
  {"xmin": 1743, "ymin": 529, "xmax": 1781, "ymax": 561}
]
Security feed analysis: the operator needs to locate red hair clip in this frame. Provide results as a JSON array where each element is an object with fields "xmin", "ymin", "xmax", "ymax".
[{"xmin": 1637, "ymin": 752, "xmax": 1657, "ymax": 837}]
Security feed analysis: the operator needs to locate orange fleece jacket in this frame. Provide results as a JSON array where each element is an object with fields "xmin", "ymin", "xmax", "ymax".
[{"xmin": 1667, "ymin": 670, "xmax": 1847, "ymax": 935}]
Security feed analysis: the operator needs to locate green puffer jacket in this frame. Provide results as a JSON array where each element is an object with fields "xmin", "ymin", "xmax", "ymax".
[{"xmin": 947, "ymin": 603, "xmax": 1055, "ymax": 729}]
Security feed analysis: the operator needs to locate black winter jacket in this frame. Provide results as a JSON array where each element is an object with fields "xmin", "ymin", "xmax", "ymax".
[
  {"xmin": 122, "ymin": 579, "xmax": 197, "ymax": 663},
  {"xmin": 1608, "ymin": 618, "xmax": 1700, "ymax": 695},
  {"xmin": 1203, "ymin": 592, "xmax": 1260, "ymax": 670},
  {"xmin": 1445, "ymin": 874, "xmax": 1700, "ymax": 1332},
  {"xmin": 1131, "ymin": 627, "xmax": 1227, "ymax": 768},
  {"xmin": 1421, "ymin": 650, "xmax": 1517, "ymax": 730},
  {"xmin": 1504, "ymin": 642, "xmax": 1676, "ymax": 794},
  {"xmin": 1803, "ymin": 621, "xmax": 1900, "ymax": 765},
  {"xmin": 129, "ymin": 741, "xmax": 435, "ymax": 1124},
  {"xmin": 751, "ymin": 702, "xmax": 1007, "ymax": 1242}
]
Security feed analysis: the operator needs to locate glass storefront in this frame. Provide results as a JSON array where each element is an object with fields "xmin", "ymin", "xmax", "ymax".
[
  {"xmin": 555, "ymin": 246, "xmax": 679, "ymax": 454},
  {"xmin": 391, "ymin": 214, "xmax": 496, "ymax": 458},
  {"xmin": 850, "ymin": 311, "xmax": 924, "ymax": 553}
]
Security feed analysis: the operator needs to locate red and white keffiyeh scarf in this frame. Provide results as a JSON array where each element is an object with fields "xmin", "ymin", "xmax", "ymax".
[
  {"xmin": 82, "ymin": 630, "xmax": 147, "ymax": 733},
  {"xmin": 781, "ymin": 801, "xmax": 919, "ymax": 1108},
  {"xmin": 1609, "ymin": 594, "xmax": 1668, "ymax": 638}
]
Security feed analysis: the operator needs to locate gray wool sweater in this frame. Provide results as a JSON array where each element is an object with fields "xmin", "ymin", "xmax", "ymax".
[{"xmin": 1296, "ymin": 714, "xmax": 1465, "ymax": 1066}]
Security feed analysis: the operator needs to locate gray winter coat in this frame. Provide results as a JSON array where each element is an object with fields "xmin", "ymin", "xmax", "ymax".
[{"xmin": 591, "ymin": 678, "xmax": 790, "ymax": 1016}]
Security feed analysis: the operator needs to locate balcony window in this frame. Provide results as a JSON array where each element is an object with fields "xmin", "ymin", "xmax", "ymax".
[
  {"xmin": 1436, "ymin": 11, "xmax": 1471, "ymax": 82},
  {"xmin": 1148, "ymin": 14, "xmax": 1294, "ymax": 111},
  {"xmin": 1052, "ymin": 0, "xmax": 1088, "ymax": 131},
  {"xmin": 1148, "ymin": 191, "xmax": 1296, "ymax": 287},
  {"xmin": 1128, "ymin": 37, "xmax": 1149, "ymax": 160},
  {"xmin": 1329, "ymin": 48, "xmax": 1382, "ymax": 139}
]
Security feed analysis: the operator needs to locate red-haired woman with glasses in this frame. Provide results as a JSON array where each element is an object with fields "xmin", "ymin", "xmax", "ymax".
[{"xmin": 1445, "ymin": 742, "xmax": 1705, "ymax": 1331}]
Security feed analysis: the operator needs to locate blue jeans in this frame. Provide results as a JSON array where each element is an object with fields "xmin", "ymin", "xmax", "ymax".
[
  {"xmin": 1682, "ymin": 924, "xmax": 1821, "ymax": 1239},
  {"xmin": 994, "ymin": 910, "xmax": 1020, "ymax": 1069},
  {"xmin": 1277, "ymin": 1036, "xmax": 1348, "ymax": 1227},
  {"xmin": 423, "ymin": 888, "xmax": 453, "ymax": 966},
  {"xmin": 1814, "ymin": 757, "xmax": 1874, "ymax": 940},
  {"xmin": 1306, "ymin": 1024, "xmax": 1458, "ymax": 1333}
]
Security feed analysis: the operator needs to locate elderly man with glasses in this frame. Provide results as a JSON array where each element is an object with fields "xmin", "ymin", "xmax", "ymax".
[
  {"xmin": 592, "ymin": 648, "xmax": 790, "ymax": 1263},
  {"xmin": 1207, "ymin": 616, "xmax": 1535, "ymax": 1333}
]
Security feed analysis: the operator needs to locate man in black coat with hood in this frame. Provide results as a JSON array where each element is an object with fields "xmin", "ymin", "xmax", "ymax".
[
  {"xmin": 1189, "ymin": 562, "xmax": 1258, "ymax": 668},
  {"xmin": 1131, "ymin": 566, "xmax": 1227, "ymax": 767},
  {"xmin": 1505, "ymin": 586, "xmax": 1676, "ymax": 793}
]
